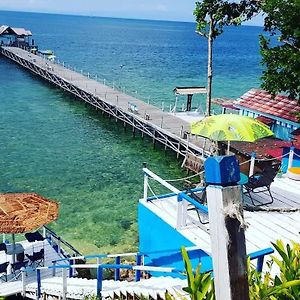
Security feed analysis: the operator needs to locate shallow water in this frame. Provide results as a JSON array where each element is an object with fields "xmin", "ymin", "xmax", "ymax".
[{"xmin": 0, "ymin": 11, "xmax": 263, "ymax": 253}]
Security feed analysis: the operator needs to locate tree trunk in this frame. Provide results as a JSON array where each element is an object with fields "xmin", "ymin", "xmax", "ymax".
[{"xmin": 206, "ymin": 17, "xmax": 214, "ymax": 116}]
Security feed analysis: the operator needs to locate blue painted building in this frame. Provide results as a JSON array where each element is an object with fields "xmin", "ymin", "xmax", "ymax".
[{"xmin": 233, "ymin": 89, "xmax": 299, "ymax": 141}]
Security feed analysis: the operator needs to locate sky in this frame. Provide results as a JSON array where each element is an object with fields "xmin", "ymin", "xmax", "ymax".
[{"xmin": 0, "ymin": 0, "xmax": 263, "ymax": 25}]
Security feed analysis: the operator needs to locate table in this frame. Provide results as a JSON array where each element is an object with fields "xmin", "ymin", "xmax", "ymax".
[{"xmin": 6, "ymin": 243, "xmax": 24, "ymax": 255}]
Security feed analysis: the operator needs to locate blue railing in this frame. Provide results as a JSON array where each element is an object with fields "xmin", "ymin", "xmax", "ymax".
[
  {"xmin": 34, "ymin": 246, "xmax": 273, "ymax": 298},
  {"xmin": 44, "ymin": 226, "xmax": 82, "ymax": 257},
  {"xmin": 36, "ymin": 263, "xmax": 182, "ymax": 298},
  {"xmin": 146, "ymin": 187, "xmax": 205, "ymax": 201},
  {"xmin": 178, "ymin": 191, "xmax": 208, "ymax": 214}
]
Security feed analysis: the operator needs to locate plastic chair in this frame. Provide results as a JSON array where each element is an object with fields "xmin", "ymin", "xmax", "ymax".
[{"xmin": 244, "ymin": 163, "xmax": 280, "ymax": 206}]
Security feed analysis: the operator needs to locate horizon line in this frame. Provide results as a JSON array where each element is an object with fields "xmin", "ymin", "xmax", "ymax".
[{"xmin": 1, "ymin": 9, "xmax": 263, "ymax": 27}]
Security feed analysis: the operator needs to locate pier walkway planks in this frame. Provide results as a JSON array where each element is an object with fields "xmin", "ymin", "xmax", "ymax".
[{"xmin": 0, "ymin": 46, "xmax": 212, "ymax": 160}]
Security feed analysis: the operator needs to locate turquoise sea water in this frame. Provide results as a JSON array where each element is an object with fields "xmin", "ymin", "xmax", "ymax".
[{"xmin": 0, "ymin": 11, "xmax": 263, "ymax": 253}]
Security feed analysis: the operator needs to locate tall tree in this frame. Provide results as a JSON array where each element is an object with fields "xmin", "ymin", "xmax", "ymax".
[
  {"xmin": 194, "ymin": 0, "xmax": 259, "ymax": 116},
  {"xmin": 260, "ymin": 0, "xmax": 300, "ymax": 101}
]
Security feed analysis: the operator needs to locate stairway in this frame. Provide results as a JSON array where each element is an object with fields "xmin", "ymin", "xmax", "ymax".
[{"xmin": 25, "ymin": 276, "xmax": 188, "ymax": 299}]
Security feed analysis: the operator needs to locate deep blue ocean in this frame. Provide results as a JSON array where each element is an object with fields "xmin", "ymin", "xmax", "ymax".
[{"xmin": 0, "ymin": 10, "xmax": 263, "ymax": 253}]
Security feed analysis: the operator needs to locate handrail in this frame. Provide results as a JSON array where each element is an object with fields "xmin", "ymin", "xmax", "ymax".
[
  {"xmin": 38, "ymin": 263, "xmax": 181, "ymax": 273},
  {"xmin": 51, "ymin": 245, "xmax": 206, "ymax": 264},
  {"xmin": 52, "ymin": 252, "xmax": 137, "ymax": 263},
  {"xmin": 146, "ymin": 187, "xmax": 205, "ymax": 202},
  {"xmin": 35, "ymin": 247, "xmax": 273, "ymax": 299},
  {"xmin": 43, "ymin": 226, "xmax": 82, "ymax": 256},
  {"xmin": 143, "ymin": 166, "xmax": 208, "ymax": 228},
  {"xmin": 51, "ymin": 245, "xmax": 273, "ymax": 273},
  {"xmin": 143, "ymin": 167, "xmax": 180, "ymax": 194},
  {"xmin": 35, "ymin": 262, "xmax": 182, "ymax": 299},
  {"xmin": 178, "ymin": 192, "xmax": 208, "ymax": 214}
]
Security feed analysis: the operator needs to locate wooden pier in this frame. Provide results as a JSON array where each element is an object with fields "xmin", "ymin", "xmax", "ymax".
[{"xmin": 0, "ymin": 46, "xmax": 212, "ymax": 162}]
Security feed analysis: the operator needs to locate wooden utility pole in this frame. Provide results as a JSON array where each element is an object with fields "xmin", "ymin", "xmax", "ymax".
[{"xmin": 205, "ymin": 156, "xmax": 249, "ymax": 300}]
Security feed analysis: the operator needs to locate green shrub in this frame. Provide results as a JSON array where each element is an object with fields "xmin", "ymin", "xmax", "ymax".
[
  {"xmin": 270, "ymin": 240, "xmax": 300, "ymax": 299},
  {"xmin": 171, "ymin": 241, "xmax": 300, "ymax": 300}
]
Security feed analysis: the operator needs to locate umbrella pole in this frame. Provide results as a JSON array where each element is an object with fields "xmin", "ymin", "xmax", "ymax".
[
  {"xmin": 12, "ymin": 233, "xmax": 16, "ymax": 265},
  {"xmin": 227, "ymin": 141, "xmax": 231, "ymax": 155}
]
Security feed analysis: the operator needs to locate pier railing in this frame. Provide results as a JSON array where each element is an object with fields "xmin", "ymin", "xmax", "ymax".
[
  {"xmin": 1, "ymin": 44, "xmax": 210, "ymax": 116},
  {"xmin": 142, "ymin": 166, "xmax": 208, "ymax": 229},
  {"xmin": 143, "ymin": 145, "xmax": 300, "ymax": 229},
  {"xmin": 0, "ymin": 45, "xmax": 212, "ymax": 160}
]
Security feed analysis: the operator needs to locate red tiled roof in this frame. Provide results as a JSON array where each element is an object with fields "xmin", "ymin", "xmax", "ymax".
[{"xmin": 236, "ymin": 89, "xmax": 300, "ymax": 123}]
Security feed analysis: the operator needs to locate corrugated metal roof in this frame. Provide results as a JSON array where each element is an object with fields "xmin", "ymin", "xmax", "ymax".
[
  {"xmin": 256, "ymin": 115, "xmax": 274, "ymax": 125},
  {"xmin": 230, "ymin": 137, "xmax": 293, "ymax": 159},
  {"xmin": 0, "ymin": 25, "xmax": 32, "ymax": 36},
  {"xmin": 0, "ymin": 25, "xmax": 10, "ymax": 35},
  {"xmin": 235, "ymin": 89, "xmax": 300, "ymax": 123},
  {"xmin": 12, "ymin": 27, "xmax": 32, "ymax": 36}
]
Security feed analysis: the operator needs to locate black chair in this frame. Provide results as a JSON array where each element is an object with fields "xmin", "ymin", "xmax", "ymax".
[
  {"xmin": 0, "ymin": 243, "xmax": 8, "ymax": 263},
  {"xmin": 25, "ymin": 231, "xmax": 44, "ymax": 242},
  {"xmin": 11, "ymin": 260, "xmax": 28, "ymax": 280},
  {"xmin": 0, "ymin": 243, "xmax": 7, "ymax": 252},
  {"xmin": 26, "ymin": 249, "xmax": 44, "ymax": 268},
  {"xmin": 0, "ymin": 262, "xmax": 9, "ymax": 282},
  {"xmin": 25, "ymin": 231, "xmax": 45, "ymax": 254},
  {"xmin": 244, "ymin": 163, "xmax": 280, "ymax": 206}
]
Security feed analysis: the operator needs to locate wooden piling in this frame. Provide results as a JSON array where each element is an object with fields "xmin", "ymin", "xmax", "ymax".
[{"xmin": 207, "ymin": 185, "xmax": 249, "ymax": 300}]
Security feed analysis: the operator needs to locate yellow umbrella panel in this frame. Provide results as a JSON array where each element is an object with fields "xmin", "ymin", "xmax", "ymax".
[{"xmin": 191, "ymin": 114, "xmax": 274, "ymax": 154}]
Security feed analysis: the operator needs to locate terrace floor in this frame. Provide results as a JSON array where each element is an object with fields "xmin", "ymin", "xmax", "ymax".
[
  {"xmin": 0, "ymin": 239, "xmax": 65, "ymax": 297},
  {"xmin": 143, "ymin": 175, "xmax": 300, "ymax": 255}
]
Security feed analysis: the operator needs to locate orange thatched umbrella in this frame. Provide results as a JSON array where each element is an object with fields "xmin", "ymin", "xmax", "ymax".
[{"xmin": 0, "ymin": 193, "xmax": 59, "ymax": 263}]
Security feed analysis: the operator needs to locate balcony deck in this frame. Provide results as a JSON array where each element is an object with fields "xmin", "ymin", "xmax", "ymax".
[
  {"xmin": 0, "ymin": 239, "xmax": 66, "ymax": 297},
  {"xmin": 142, "ymin": 175, "xmax": 300, "ymax": 255}
]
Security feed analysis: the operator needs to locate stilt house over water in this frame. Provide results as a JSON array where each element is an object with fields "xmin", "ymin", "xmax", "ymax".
[{"xmin": 0, "ymin": 25, "xmax": 32, "ymax": 48}]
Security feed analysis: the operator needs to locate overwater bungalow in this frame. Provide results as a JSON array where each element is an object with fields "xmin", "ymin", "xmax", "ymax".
[{"xmin": 0, "ymin": 25, "xmax": 33, "ymax": 48}]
